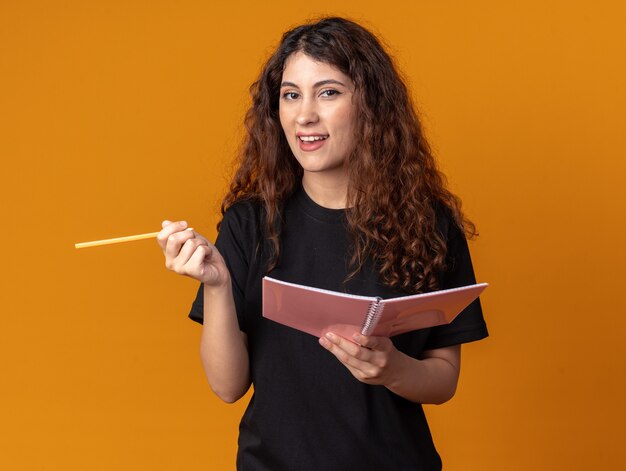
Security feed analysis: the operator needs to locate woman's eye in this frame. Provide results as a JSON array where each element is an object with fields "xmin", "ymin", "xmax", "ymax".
[
  {"xmin": 282, "ymin": 91, "xmax": 299, "ymax": 100},
  {"xmin": 320, "ymin": 89, "xmax": 340, "ymax": 97}
]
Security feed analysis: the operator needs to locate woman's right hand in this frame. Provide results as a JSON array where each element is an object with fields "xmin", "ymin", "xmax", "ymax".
[{"xmin": 157, "ymin": 220, "xmax": 230, "ymax": 288}]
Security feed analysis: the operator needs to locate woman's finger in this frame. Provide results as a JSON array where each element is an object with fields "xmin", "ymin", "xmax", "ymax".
[
  {"xmin": 330, "ymin": 333, "xmax": 372, "ymax": 360},
  {"xmin": 320, "ymin": 333, "xmax": 372, "ymax": 371},
  {"xmin": 163, "ymin": 227, "xmax": 196, "ymax": 262},
  {"xmin": 184, "ymin": 244, "xmax": 216, "ymax": 280},
  {"xmin": 157, "ymin": 220, "xmax": 188, "ymax": 250},
  {"xmin": 353, "ymin": 334, "xmax": 390, "ymax": 351},
  {"xmin": 173, "ymin": 238, "xmax": 209, "ymax": 273},
  {"xmin": 187, "ymin": 243, "xmax": 210, "ymax": 267}
]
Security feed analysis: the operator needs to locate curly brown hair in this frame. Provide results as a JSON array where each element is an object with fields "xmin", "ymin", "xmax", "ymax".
[{"xmin": 221, "ymin": 16, "xmax": 475, "ymax": 293}]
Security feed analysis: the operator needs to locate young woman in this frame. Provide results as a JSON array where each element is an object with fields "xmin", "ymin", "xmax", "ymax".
[{"xmin": 157, "ymin": 17, "xmax": 488, "ymax": 471}]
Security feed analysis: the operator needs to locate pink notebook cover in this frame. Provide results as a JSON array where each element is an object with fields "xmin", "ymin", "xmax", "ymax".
[{"xmin": 262, "ymin": 277, "xmax": 488, "ymax": 340}]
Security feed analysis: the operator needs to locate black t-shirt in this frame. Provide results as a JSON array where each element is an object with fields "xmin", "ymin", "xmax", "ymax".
[{"xmin": 189, "ymin": 186, "xmax": 488, "ymax": 471}]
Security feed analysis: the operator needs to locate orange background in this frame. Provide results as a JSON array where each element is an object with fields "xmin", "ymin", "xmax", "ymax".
[{"xmin": 2, "ymin": 1, "xmax": 625, "ymax": 469}]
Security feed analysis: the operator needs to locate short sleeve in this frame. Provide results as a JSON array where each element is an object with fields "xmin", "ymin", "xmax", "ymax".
[
  {"xmin": 187, "ymin": 200, "xmax": 261, "ymax": 333},
  {"xmin": 423, "ymin": 216, "xmax": 489, "ymax": 350}
]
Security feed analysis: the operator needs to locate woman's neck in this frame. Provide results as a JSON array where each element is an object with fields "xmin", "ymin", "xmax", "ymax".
[{"xmin": 301, "ymin": 174, "xmax": 349, "ymax": 209}]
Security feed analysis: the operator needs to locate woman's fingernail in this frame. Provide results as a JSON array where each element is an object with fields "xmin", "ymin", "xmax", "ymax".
[{"xmin": 180, "ymin": 221, "xmax": 187, "ymax": 227}]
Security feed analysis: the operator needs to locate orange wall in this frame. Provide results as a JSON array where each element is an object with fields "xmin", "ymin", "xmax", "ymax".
[{"xmin": 1, "ymin": 1, "xmax": 625, "ymax": 469}]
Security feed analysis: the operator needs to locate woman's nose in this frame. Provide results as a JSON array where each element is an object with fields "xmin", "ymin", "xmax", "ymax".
[{"xmin": 295, "ymin": 99, "xmax": 319, "ymax": 125}]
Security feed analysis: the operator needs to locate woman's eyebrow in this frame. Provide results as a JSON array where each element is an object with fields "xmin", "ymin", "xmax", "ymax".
[{"xmin": 280, "ymin": 79, "xmax": 347, "ymax": 88}]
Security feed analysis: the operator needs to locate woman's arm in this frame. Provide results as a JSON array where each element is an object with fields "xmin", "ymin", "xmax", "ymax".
[
  {"xmin": 319, "ymin": 333, "xmax": 460, "ymax": 404},
  {"xmin": 200, "ymin": 283, "xmax": 251, "ymax": 403},
  {"xmin": 157, "ymin": 220, "xmax": 251, "ymax": 403}
]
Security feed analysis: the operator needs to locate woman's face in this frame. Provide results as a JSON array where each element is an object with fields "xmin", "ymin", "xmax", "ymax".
[{"xmin": 279, "ymin": 52, "xmax": 356, "ymax": 183}]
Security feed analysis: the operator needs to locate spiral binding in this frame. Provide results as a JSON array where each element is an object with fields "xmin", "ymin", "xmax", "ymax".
[{"xmin": 361, "ymin": 298, "xmax": 384, "ymax": 335}]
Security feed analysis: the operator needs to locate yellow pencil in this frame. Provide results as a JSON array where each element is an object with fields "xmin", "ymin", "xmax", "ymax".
[{"xmin": 75, "ymin": 228, "xmax": 193, "ymax": 249}]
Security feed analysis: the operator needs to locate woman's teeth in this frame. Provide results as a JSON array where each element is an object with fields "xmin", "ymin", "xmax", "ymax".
[{"xmin": 299, "ymin": 135, "xmax": 328, "ymax": 142}]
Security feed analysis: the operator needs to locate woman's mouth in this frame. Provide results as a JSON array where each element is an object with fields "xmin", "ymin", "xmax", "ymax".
[{"xmin": 297, "ymin": 134, "xmax": 329, "ymax": 151}]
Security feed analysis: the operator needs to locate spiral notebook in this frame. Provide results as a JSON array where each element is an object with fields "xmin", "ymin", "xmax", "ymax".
[{"xmin": 262, "ymin": 276, "xmax": 488, "ymax": 340}]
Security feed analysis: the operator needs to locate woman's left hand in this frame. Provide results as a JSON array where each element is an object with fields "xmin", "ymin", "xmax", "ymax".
[{"xmin": 319, "ymin": 332, "xmax": 406, "ymax": 386}]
